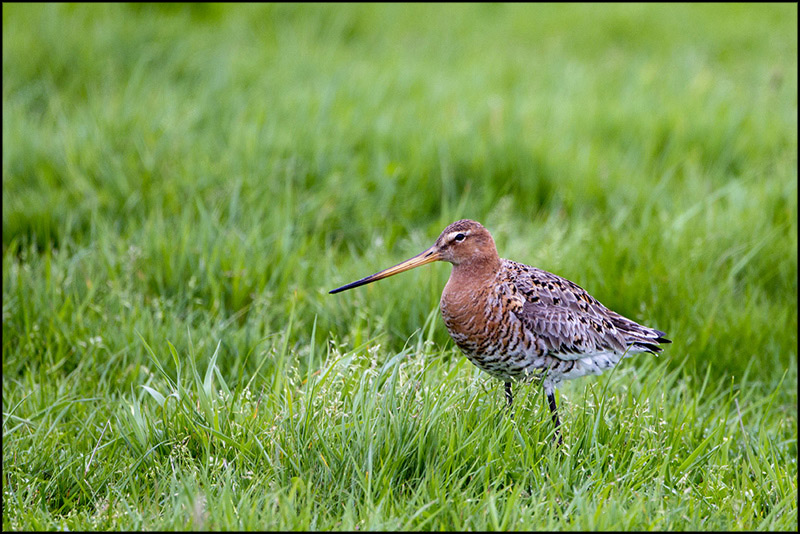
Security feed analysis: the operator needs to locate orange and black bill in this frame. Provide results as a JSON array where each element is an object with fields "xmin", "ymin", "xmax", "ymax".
[{"xmin": 329, "ymin": 247, "xmax": 441, "ymax": 294}]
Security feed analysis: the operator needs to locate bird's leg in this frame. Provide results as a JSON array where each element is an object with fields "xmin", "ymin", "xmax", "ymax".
[
  {"xmin": 504, "ymin": 382, "xmax": 513, "ymax": 408},
  {"xmin": 547, "ymin": 390, "xmax": 563, "ymax": 443},
  {"xmin": 544, "ymin": 381, "xmax": 563, "ymax": 445}
]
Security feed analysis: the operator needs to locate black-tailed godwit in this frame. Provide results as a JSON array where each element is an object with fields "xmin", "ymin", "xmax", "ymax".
[{"xmin": 330, "ymin": 219, "xmax": 670, "ymax": 443}]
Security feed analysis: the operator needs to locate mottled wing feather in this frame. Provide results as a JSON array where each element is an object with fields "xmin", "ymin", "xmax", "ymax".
[
  {"xmin": 502, "ymin": 260, "xmax": 667, "ymax": 360},
  {"xmin": 518, "ymin": 301, "xmax": 626, "ymax": 358}
]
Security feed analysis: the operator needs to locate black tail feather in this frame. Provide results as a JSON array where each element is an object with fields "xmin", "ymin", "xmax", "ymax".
[
  {"xmin": 653, "ymin": 331, "xmax": 671, "ymax": 344},
  {"xmin": 632, "ymin": 341, "xmax": 664, "ymax": 354}
]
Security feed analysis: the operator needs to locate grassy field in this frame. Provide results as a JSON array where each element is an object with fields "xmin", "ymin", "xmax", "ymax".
[{"xmin": 2, "ymin": 3, "xmax": 797, "ymax": 530}]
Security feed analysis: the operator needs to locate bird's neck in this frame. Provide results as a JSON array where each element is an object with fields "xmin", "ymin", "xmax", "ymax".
[
  {"xmin": 447, "ymin": 254, "xmax": 502, "ymax": 290},
  {"xmin": 441, "ymin": 255, "xmax": 502, "ymax": 324}
]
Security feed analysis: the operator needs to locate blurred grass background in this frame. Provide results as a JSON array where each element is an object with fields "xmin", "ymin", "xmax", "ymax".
[{"xmin": 2, "ymin": 3, "xmax": 797, "ymax": 530}]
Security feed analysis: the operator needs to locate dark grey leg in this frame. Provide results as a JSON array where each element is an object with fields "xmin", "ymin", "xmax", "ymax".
[
  {"xmin": 546, "ymin": 389, "xmax": 563, "ymax": 445},
  {"xmin": 543, "ymin": 380, "xmax": 563, "ymax": 445},
  {"xmin": 504, "ymin": 382, "xmax": 513, "ymax": 407}
]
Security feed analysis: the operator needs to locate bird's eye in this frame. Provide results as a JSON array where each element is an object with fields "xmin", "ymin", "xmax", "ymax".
[{"xmin": 454, "ymin": 233, "xmax": 466, "ymax": 242}]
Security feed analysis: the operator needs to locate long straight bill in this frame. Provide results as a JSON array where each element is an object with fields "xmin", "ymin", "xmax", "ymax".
[{"xmin": 329, "ymin": 247, "xmax": 440, "ymax": 294}]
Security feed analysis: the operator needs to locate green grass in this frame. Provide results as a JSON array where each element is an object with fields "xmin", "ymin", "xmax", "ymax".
[{"xmin": 3, "ymin": 3, "xmax": 797, "ymax": 530}]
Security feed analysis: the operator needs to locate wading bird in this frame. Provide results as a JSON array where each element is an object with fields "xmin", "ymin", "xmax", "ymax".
[{"xmin": 330, "ymin": 220, "xmax": 670, "ymax": 443}]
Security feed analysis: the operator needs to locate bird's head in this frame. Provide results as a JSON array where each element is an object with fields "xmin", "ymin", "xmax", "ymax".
[{"xmin": 329, "ymin": 219, "xmax": 499, "ymax": 294}]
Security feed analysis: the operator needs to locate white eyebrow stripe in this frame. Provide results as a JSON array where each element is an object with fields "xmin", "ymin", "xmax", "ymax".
[{"xmin": 447, "ymin": 230, "xmax": 471, "ymax": 241}]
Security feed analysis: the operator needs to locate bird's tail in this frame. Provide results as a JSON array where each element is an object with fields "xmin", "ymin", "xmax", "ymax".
[
  {"xmin": 630, "ymin": 328, "xmax": 671, "ymax": 354},
  {"xmin": 610, "ymin": 315, "xmax": 671, "ymax": 354}
]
